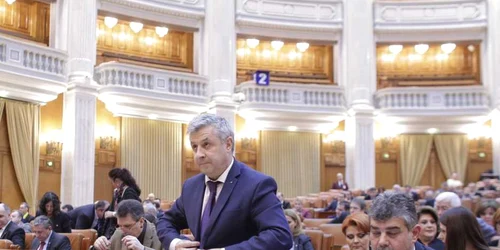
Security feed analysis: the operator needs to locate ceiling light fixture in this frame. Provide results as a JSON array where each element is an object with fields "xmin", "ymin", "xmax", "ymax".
[
  {"xmin": 104, "ymin": 17, "xmax": 118, "ymax": 29},
  {"xmin": 441, "ymin": 43, "xmax": 456, "ymax": 54},
  {"xmin": 155, "ymin": 26, "xmax": 169, "ymax": 37},
  {"xmin": 296, "ymin": 42, "xmax": 310, "ymax": 52},
  {"xmin": 414, "ymin": 44, "xmax": 429, "ymax": 54},
  {"xmin": 271, "ymin": 40, "xmax": 284, "ymax": 51},
  {"xmin": 5, "ymin": 0, "xmax": 15, "ymax": 5},
  {"xmin": 129, "ymin": 22, "xmax": 144, "ymax": 33},
  {"xmin": 388, "ymin": 45, "xmax": 403, "ymax": 55},
  {"xmin": 246, "ymin": 38, "xmax": 260, "ymax": 49}
]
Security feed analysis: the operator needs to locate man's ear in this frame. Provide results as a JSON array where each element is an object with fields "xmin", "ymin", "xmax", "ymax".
[
  {"xmin": 225, "ymin": 137, "xmax": 234, "ymax": 152},
  {"xmin": 411, "ymin": 224, "xmax": 421, "ymax": 243}
]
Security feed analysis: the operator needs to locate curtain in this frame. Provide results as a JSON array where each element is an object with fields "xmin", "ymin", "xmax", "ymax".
[
  {"xmin": 5, "ymin": 100, "xmax": 40, "ymax": 211},
  {"xmin": 400, "ymin": 134, "xmax": 433, "ymax": 186},
  {"xmin": 260, "ymin": 131, "xmax": 320, "ymax": 197},
  {"xmin": 0, "ymin": 100, "xmax": 4, "ymax": 119},
  {"xmin": 121, "ymin": 117, "xmax": 182, "ymax": 201},
  {"xmin": 434, "ymin": 134, "xmax": 468, "ymax": 182}
]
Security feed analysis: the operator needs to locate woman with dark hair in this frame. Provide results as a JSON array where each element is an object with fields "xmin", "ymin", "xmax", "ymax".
[
  {"xmin": 475, "ymin": 200, "xmax": 498, "ymax": 227},
  {"xmin": 341, "ymin": 212, "xmax": 370, "ymax": 250},
  {"xmin": 439, "ymin": 206, "xmax": 489, "ymax": 250},
  {"xmin": 37, "ymin": 191, "xmax": 71, "ymax": 233},
  {"xmin": 417, "ymin": 206, "xmax": 444, "ymax": 250},
  {"xmin": 101, "ymin": 168, "xmax": 141, "ymax": 238},
  {"xmin": 284, "ymin": 209, "xmax": 314, "ymax": 250}
]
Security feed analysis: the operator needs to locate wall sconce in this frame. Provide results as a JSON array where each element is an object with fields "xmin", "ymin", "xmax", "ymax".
[
  {"xmin": 96, "ymin": 125, "xmax": 118, "ymax": 150},
  {"xmin": 42, "ymin": 129, "xmax": 63, "ymax": 156},
  {"xmin": 323, "ymin": 131, "xmax": 345, "ymax": 153}
]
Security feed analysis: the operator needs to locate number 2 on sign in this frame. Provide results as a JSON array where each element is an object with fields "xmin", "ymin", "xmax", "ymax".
[{"xmin": 258, "ymin": 73, "xmax": 267, "ymax": 85}]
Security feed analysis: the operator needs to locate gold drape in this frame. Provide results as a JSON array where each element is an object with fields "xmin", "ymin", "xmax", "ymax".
[
  {"xmin": 121, "ymin": 117, "xmax": 182, "ymax": 201},
  {"xmin": 434, "ymin": 134, "xmax": 469, "ymax": 182},
  {"xmin": 0, "ymin": 100, "xmax": 4, "ymax": 119},
  {"xmin": 260, "ymin": 131, "xmax": 320, "ymax": 197},
  {"xmin": 400, "ymin": 134, "xmax": 433, "ymax": 186},
  {"xmin": 5, "ymin": 100, "xmax": 40, "ymax": 210}
]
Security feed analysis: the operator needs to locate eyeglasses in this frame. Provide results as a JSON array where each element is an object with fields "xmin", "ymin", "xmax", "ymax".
[{"xmin": 118, "ymin": 220, "xmax": 139, "ymax": 230}]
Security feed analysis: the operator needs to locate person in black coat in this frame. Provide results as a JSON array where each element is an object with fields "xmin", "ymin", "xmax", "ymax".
[
  {"xmin": 0, "ymin": 203, "xmax": 25, "ymax": 248},
  {"xmin": 36, "ymin": 192, "xmax": 72, "ymax": 233},
  {"xmin": 31, "ymin": 216, "xmax": 71, "ymax": 250},
  {"xmin": 101, "ymin": 168, "xmax": 141, "ymax": 238},
  {"xmin": 329, "ymin": 201, "xmax": 350, "ymax": 224},
  {"xmin": 276, "ymin": 192, "xmax": 292, "ymax": 209},
  {"xmin": 69, "ymin": 200, "xmax": 110, "ymax": 229},
  {"xmin": 284, "ymin": 209, "xmax": 314, "ymax": 250}
]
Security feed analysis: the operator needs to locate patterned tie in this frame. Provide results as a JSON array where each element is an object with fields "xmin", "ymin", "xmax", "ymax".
[
  {"xmin": 200, "ymin": 181, "xmax": 220, "ymax": 248},
  {"xmin": 38, "ymin": 241, "xmax": 45, "ymax": 250}
]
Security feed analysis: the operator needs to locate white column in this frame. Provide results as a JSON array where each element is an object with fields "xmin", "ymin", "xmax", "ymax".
[
  {"xmin": 202, "ymin": 0, "xmax": 237, "ymax": 129},
  {"xmin": 486, "ymin": 0, "xmax": 500, "ymax": 174},
  {"xmin": 60, "ymin": 0, "xmax": 98, "ymax": 206},
  {"xmin": 341, "ymin": 0, "xmax": 376, "ymax": 189}
]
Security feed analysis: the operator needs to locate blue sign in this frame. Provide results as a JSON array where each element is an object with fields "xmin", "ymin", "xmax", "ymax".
[{"xmin": 254, "ymin": 70, "xmax": 270, "ymax": 86}]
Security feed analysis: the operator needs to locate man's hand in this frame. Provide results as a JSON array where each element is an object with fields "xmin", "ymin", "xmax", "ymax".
[
  {"xmin": 122, "ymin": 235, "xmax": 144, "ymax": 250},
  {"xmin": 93, "ymin": 236, "xmax": 111, "ymax": 250},
  {"xmin": 175, "ymin": 240, "xmax": 200, "ymax": 250},
  {"xmin": 104, "ymin": 211, "xmax": 115, "ymax": 219}
]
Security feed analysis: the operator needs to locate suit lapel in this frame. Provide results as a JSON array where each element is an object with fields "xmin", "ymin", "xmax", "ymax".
[
  {"xmin": 202, "ymin": 161, "xmax": 241, "ymax": 243},
  {"xmin": 32, "ymin": 240, "xmax": 40, "ymax": 250},
  {"xmin": 142, "ymin": 222, "xmax": 154, "ymax": 247},
  {"xmin": 190, "ymin": 175, "xmax": 206, "ymax": 240},
  {"xmin": 0, "ymin": 222, "xmax": 9, "ymax": 238}
]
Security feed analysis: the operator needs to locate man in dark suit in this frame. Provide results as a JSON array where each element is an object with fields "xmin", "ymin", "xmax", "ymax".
[
  {"xmin": 31, "ymin": 215, "xmax": 71, "ymax": 250},
  {"xmin": 324, "ymin": 193, "xmax": 346, "ymax": 212},
  {"xmin": 329, "ymin": 201, "xmax": 350, "ymax": 224},
  {"xmin": 69, "ymin": 200, "xmax": 109, "ymax": 229},
  {"xmin": 19, "ymin": 202, "xmax": 34, "ymax": 223},
  {"xmin": 369, "ymin": 192, "xmax": 434, "ymax": 250},
  {"xmin": 331, "ymin": 173, "xmax": 349, "ymax": 190},
  {"xmin": 157, "ymin": 114, "xmax": 292, "ymax": 249},
  {"xmin": 0, "ymin": 203, "xmax": 25, "ymax": 248},
  {"xmin": 276, "ymin": 192, "xmax": 291, "ymax": 209}
]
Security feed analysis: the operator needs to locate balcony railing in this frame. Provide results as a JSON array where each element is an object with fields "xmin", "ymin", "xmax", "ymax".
[
  {"xmin": 375, "ymin": 86, "xmax": 490, "ymax": 112},
  {"xmin": 95, "ymin": 62, "xmax": 208, "ymax": 98},
  {"xmin": 236, "ymin": 81, "xmax": 345, "ymax": 108},
  {"xmin": 0, "ymin": 35, "xmax": 67, "ymax": 80}
]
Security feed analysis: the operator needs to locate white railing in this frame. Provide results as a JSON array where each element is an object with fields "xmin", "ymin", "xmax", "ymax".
[
  {"xmin": 374, "ymin": 0, "xmax": 487, "ymax": 30},
  {"xmin": 94, "ymin": 62, "xmax": 208, "ymax": 98},
  {"xmin": 375, "ymin": 86, "xmax": 489, "ymax": 110},
  {"xmin": 236, "ymin": 81, "xmax": 345, "ymax": 108},
  {"xmin": 0, "ymin": 34, "xmax": 67, "ymax": 79}
]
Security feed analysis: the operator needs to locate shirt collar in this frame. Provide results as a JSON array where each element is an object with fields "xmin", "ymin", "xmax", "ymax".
[{"xmin": 205, "ymin": 158, "xmax": 234, "ymax": 184}]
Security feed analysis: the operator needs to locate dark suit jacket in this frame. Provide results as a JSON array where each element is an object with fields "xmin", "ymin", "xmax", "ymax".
[
  {"xmin": 331, "ymin": 181, "xmax": 349, "ymax": 190},
  {"xmin": 35, "ymin": 211, "xmax": 72, "ymax": 233},
  {"xmin": 415, "ymin": 241, "xmax": 435, "ymax": 250},
  {"xmin": 293, "ymin": 234, "xmax": 314, "ymax": 250},
  {"xmin": 157, "ymin": 160, "xmax": 293, "ymax": 249},
  {"xmin": 0, "ymin": 221, "xmax": 25, "ymax": 248},
  {"xmin": 69, "ymin": 204, "xmax": 95, "ymax": 229},
  {"xmin": 282, "ymin": 201, "xmax": 292, "ymax": 209},
  {"xmin": 21, "ymin": 214, "xmax": 35, "ymax": 224},
  {"xmin": 324, "ymin": 200, "xmax": 337, "ymax": 212},
  {"xmin": 329, "ymin": 211, "xmax": 348, "ymax": 224},
  {"xmin": 31, "ymin": 231, "xmax": 71, "ymax": 250}
]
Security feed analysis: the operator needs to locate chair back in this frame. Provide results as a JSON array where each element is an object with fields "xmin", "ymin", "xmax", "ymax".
[
  {"xmin": 303, "ymin": 218, "xmax": 331, "ymax": 229},
  {"xmin": 60, "ymin": 233, "xmax": 84, "ymax": 250},
  {"xmin": 319, "ymin": 224, "xmax": 347, "ymax": 250},
  {"xmin": 0, "ymin": 239, "xmax": 19, "ymax": 249},
  {"xmin": 72, "ymin": 229, "xmax": 98, "ymax": 245},
  {"xmin": 304, "ymin": 230, "xmax": 324, "ymax": 250},
  {"xmin": 322, "ymin": 234, "xmax": 333, "ymax": 250},
  {"xmin": 25, "ymin": 233, "xmax": 36, "ymax": 250}
]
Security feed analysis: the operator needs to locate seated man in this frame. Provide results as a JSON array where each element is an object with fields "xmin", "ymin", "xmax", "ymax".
[
  {"xmin": 0, "ymin": 203, "xmax": 25, "ymax": 248},
  {"xmin": 31, "ymin": 215, "xmax": 71, "ymax": 250},
  {"xmin": 69, "ymin": 200, "xmax": 109, "ymax": 230},
  {"xmin": 369, "ymin": 192, "xmax": 433, "ymax": 250},
  {"xmin": 93, "ymin": 200, "xmax": 162, "ymax": 250},
  {"xmin": 329, "ymin": 201, "xmax": 350, "ymax": 224},
  {"xmin": 9, "ymin": 209, "xmax": 32, "ymax": 233},
  {"xmin": 324, "ymin": 192, "xmax": 346, "ymax": 212},
  {"xmin": 276, "ymin": 192, "xmax": 291, "ymax": 210},
  {"xmin": 19, "ymin": 202, "xmax": 34, "ymax": 223}
]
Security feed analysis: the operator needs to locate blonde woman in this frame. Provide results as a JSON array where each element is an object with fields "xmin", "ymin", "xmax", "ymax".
[{"xmin": 284, "ymin": 209, "xmax": 314, "ymax": 250}]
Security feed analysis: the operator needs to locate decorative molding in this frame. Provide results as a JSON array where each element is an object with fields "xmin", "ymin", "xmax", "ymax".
[
  {"xmin": 98, "ymin": 0, "xmax": 205, "ymax": 29},
  {"xmin": 95, "ymin": 61, "xmax": 209, "ymax": 122},
  {"xmin": 374, "ymin": 0, "xmax": 487, "ymax": 41},
  {"xmin": 236, "ymin": 0, "xmax": 343, "ymax": 41},
  {"xmin": 236, "ymin": 81, "xmax": 346, "ymax": 131},
  {"xmin": 0, "ymin": 34, "xmax": 67, "ymax": 104}
]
